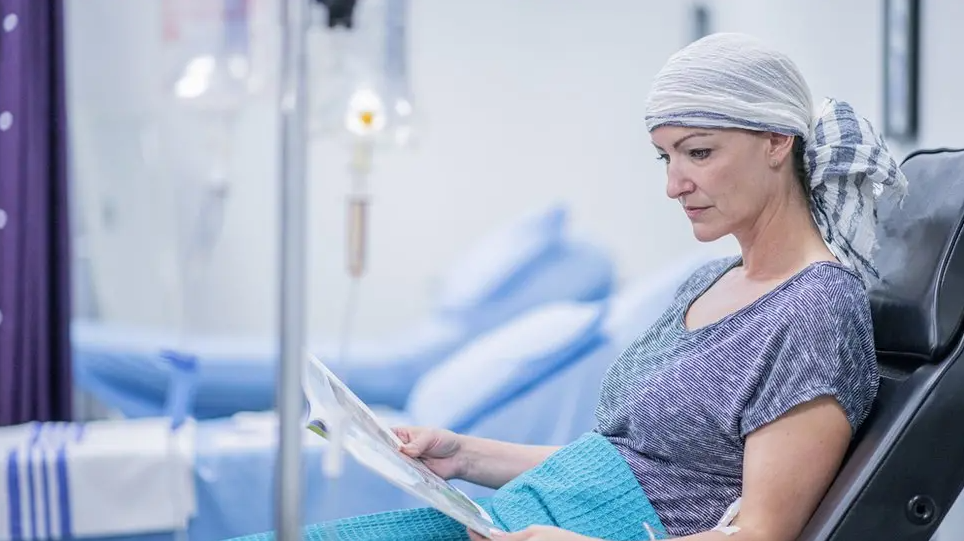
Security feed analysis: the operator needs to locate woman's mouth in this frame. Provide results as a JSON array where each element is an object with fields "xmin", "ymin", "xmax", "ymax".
[{"xmin": 684, "ymin": 206, "xmax": 710, "ymax": 219}]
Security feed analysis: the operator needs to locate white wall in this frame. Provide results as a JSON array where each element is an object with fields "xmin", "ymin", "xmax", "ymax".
[
  {"xmin": 709, "ymin": 0, "xmax": 964, "ymax": 159},
  {"xmin": 708, "ymin": 0, "xmax": 883, "ymax": 132},
  {"xmin": 918, "ymin": 0, "xmax": 964, "ymax": 152},
  {"xmin": 66, "ymin": 0, "xmax": 964, "ymax": 341}
]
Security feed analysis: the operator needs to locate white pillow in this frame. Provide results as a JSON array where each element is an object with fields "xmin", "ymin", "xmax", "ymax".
[
  {"xmin": 435, "ymin": 204, "xmax": 568, "ymax": 312},
  {"xmin": 406, "ymin": 301, "xmax": 605, "ymax": 429}
]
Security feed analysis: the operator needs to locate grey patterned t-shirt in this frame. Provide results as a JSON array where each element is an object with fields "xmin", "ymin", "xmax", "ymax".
[{"xmin": 594, "ymin": 257, "xmax": 878, "ymax": 536}]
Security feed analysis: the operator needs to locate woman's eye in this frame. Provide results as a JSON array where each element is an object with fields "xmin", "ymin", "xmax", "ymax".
[
  {"xmin": 656, "ymin": 153, "xmax": 669, "ymax": 164},
  {"xmin": 689, "ymin": 148, "xmax": 712, "ymax": 160}
]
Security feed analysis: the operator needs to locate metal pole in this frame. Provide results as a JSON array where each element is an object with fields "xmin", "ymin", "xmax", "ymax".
[{"xmin": 276, "ymin": 0, "xmax": 310, "ymax": 540}]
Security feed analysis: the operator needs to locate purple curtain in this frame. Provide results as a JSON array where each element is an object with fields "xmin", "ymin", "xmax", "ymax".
[{"xmin": 0, "ymin": 0, "xmax": 72, "ymax": 425}]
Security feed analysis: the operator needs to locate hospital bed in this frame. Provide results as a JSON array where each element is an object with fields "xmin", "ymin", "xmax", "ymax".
[
  {"xmin": 1, "ymin": 251, "xmax": 710, "ymax": 541},
  {"xmin": 71, "ymin": 203, "xmax": 617, "ymax": 419}
]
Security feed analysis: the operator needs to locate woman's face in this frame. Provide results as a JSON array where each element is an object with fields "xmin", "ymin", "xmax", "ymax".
[{"xmin": 650, "ymin": 126, "xmax": 791, "ymax": 242}]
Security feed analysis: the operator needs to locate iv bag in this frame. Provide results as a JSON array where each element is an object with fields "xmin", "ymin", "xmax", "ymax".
[
  {"xmin": 383, "ymin": 0, "xmax": 417, "ymax": 147},
  {"xmin": 161, "ymin": 0, "xmax": 266, "ymax": 113},
  {"xmin": 308, "ymin": 0, "xmax": 420, "ymax": 149},
  {"xmin": 157, "ymin": 0, "xmax": 273, "ymax": 326},
  {"xmin": 159, "ymin": 0, "xmax": 270, "ymax": 254},
  {"xmin": 159, "ymin": 0, "xmax": 272, "ymax": 186}
]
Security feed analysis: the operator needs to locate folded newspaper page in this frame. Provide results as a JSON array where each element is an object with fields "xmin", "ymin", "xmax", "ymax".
[{"xmin": 302, "ymin": 352, "xmax": 504, "ymax": 539}]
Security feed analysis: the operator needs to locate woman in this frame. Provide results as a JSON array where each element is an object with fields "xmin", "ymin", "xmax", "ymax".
[{"xmin": 235, "ymin": 32, "xmax": 908, "ymax": 541}]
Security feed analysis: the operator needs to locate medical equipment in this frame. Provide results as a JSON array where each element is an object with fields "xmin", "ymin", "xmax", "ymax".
[
  {"xmin": 308, "ymin": 0, "xmax": 418, "ymax": 279},
  {"xmin": 160, "ymin": 0, "xmax": 267, "ymax": 286},
  {"xmin": 159, "ymin": 0, "xmax": 265, "ymax": 427},
  {"xmin": 276, "ymin": 0, "xmax": 312, "ymax": 539},
  {"xmin": 162, "ymin": 0, "xmax": 265, "ymax": 196},
  {"xmin": 304, "ymin": 2, "xmax": 409, "ymax": 538},
  {"xmin": 343, "ymin": 92, "xmax": 379, "ymax": 279},
  {"xmin": 307, "ymin": 21, "xmax": 408, "ymax": 528},
  {"xmin": 383, "ymin": 0, "xmax": 417, "ymax": 149},
  {"xmin": 308, "ymin": 0, "xmax": 418, "ymax": 146},
  {"xmin": 163, "ymin": 0, "xmax": 263, "ymax": 107}
]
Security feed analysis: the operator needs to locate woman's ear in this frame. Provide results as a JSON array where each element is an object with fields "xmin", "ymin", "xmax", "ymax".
[{"xmin": 766, "ymin": 132, "xmax": 795, "ymax": 168}]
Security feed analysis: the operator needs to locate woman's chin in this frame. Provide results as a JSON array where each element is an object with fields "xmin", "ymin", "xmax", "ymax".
[{"xmin": 691, "ymin": 224, "xmax": 725, "ymax": 243}]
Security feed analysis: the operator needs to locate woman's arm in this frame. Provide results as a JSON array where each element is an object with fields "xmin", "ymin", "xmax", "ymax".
[
  {"xmin": 676, "ymin": 395, "xmax": 852, "ymax": 541},
  {"xmin": 457, "ymin": 435, "xmax": 561, "ymax": 489}
]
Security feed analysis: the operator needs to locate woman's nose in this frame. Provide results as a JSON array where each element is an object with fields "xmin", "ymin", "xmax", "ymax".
[{"xmin": 665, "ymin": 163, "xmax": 694, "ymax": 200}]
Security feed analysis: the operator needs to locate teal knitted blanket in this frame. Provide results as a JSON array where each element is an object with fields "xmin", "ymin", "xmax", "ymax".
[{"xmin": 226, "ymin": 432, "xmax": 667, "ymax": 540}]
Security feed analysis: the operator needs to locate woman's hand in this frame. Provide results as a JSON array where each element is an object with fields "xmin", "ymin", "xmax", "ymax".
[
  {"xmin": 392, "ymin": 426, "xmax": 466, "ymax": 480},
  {"xmin": 394, "ymin": 427, "xmax": 559, "ymax": 489},
  {"xmin": 467, "ymin": 525, "xmax": 596, "ymax": 540}
]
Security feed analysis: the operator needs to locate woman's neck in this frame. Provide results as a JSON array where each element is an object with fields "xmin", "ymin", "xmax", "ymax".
[{"xmin": 735, "ymin": 192, "xmax": 836, "ymax": 282}]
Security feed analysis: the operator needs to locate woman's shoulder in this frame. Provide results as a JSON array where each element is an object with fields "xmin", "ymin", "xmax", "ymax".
[
  {"xmin": 743, "ymin": 262, "xmax": 880, "ymax": 435},
  {"xmin": 756, "ymin": 262, "xmax": 877, "ymax": 367},
  {"xmin": 783, "ymin": 261, "xmax": 872, "ymax": 323}
]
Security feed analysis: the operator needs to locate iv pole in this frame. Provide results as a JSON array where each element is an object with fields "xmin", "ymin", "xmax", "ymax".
[
  {"xmin": 275, "ymin": 1, "xmax": 372, "ymax": 538},
  {"xmin": 277, "ymin": 0, "xmax": 310, "ymax": 539}
]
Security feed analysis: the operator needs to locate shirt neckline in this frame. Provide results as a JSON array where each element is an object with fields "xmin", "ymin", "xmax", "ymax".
[{"xmin": 675, "ymin": 257, "xmax": 853, "ymax": 336}]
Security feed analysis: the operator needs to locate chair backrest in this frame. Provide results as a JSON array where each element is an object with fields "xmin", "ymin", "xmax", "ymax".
[{"xmin": 801, "ymin": 148, "xmax": 964, "ymax": 541}]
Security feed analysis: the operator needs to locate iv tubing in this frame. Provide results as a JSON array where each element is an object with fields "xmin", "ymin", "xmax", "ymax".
[{"xmin": 276, "ymin": 0, "xmax": 310, "ymax": 539}]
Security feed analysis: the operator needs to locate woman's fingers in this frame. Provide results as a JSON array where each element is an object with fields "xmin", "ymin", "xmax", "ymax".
[
  {"xmin": 393, "ymin": 426, "xmax": 434, "ymax": 457},
  {"xmin": 391, "ymin": 426, "xmax": 412, "ymax": 445}
]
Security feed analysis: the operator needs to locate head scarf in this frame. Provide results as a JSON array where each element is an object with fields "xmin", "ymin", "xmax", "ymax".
[{"xmin": 645, "ymin": 32, "xmax": 908, "ymax": 286}]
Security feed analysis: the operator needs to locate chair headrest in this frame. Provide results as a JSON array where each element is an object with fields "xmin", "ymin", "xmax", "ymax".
[{"xmin": 870, "ymin": 148, "xmax": 964, "ymax": 364}]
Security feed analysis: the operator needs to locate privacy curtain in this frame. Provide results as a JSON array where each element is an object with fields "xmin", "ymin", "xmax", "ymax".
[{"xmin": 0, "ymin": 0, "xmax": 72, "ymax": 425}]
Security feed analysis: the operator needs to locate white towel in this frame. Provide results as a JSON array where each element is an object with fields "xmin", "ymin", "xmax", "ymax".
[{"xmin": 0, "ymin": 418, "xmax": 196, "ymax": 541}]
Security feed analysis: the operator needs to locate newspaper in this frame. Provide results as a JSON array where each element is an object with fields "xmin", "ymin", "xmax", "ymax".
[{"xmin": 302, "ymin": 352, "xmax": 504, "ymax": 539}]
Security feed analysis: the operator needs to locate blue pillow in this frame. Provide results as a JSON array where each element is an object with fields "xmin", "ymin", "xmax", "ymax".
[
  {"xmin": 406, "ymin": 300, "xmax": 606, "ymax": 430},
  {"xmin": 434, "ymin": 204, "xmax": 568, "ymax": 313}
]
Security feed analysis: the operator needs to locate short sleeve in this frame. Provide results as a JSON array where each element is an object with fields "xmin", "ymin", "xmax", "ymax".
[{"xmin": 739, "ymin": 276, "xmax": 879, "ymax": 437}]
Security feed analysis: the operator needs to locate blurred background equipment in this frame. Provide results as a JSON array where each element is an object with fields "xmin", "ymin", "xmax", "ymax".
[{"xmin": 160, "ymin": 0, "xmax": 265, "ymax": 342}]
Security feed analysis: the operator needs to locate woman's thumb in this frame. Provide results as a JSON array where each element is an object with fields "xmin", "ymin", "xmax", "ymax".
[
  {"xmin": 400, "ymin": 430, "xmax": 433, "ymax": 457},
  {"xmin": 391, "ymin": 427, "xmax": 412, "ymax": 444}
]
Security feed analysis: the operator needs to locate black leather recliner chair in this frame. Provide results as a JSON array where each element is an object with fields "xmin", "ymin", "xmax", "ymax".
[{"xmin": 801, "ymin": 147, "xmax": 964, "ymax": 541}]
